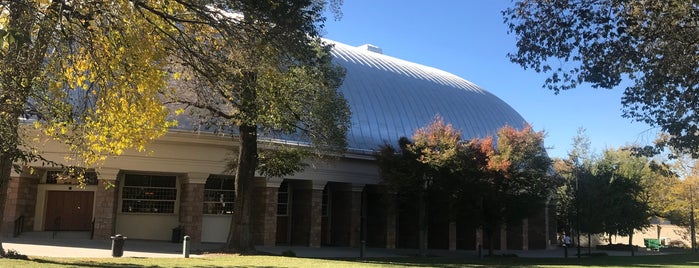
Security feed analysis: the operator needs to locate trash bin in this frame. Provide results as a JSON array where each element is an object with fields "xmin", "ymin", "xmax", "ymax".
[
  {"xmin": 111, "ymin": 234, "xmax": 127, "ymax": 257},
  {"xmin": 172, "ymin": 227, "xmax": 182, "ymax": 243},
  {"xmin": 644, "ymin": 238, "xmax": 662, "ymax": 251}
]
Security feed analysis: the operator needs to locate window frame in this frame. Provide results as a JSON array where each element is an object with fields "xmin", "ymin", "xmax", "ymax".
[
  {"xmin": 277, "ymin": 181, "xmax": 290, "ymax": 216},
  {"xmin": 203, "ymin": 175, "xmax": 235, "ymax": 215},
  {"xmin": 121, "ymin": 174, "xmax": 178, "ymax": 214}
]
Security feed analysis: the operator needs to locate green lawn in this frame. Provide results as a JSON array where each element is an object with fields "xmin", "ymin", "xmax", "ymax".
[{"xmin": 0, "ymin": 254, "xmax": 698, "ymax": 268}]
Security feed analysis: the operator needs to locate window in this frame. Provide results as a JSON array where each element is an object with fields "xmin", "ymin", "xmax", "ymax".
[
  {"xmin": 121, "ymin": 174, "xmax": 177, "ymax": 213},
  {"xmin": 203, "ymin": 175, "xmax": 235, "ymax": 214},
  {"xmin": 46, "ymin": 170, "xmax": 98, "ymax": 185},
  {"xmin": 277, "ymin": 181, "xmax": 289, "ymax": 216}
]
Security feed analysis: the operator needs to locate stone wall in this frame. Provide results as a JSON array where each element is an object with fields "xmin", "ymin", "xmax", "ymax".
[{"xmin": 2, "ymin": 176, "xmax": 39, "ymax": 236}]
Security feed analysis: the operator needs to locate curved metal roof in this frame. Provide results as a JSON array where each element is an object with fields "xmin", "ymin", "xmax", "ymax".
[{"xmin": 330, "ymin": 40, "xmax": 527, "ymax": 153}]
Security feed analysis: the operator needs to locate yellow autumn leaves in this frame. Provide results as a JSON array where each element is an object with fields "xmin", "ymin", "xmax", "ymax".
[{"xmin": 35, "ymin": 0, "xmax": 180, "ymax": 167}]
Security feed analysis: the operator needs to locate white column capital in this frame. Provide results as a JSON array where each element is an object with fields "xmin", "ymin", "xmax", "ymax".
[
  {"xmin": 185, "ymin": 172, "xmax": 209, "ymax": 184},
  {"xmin": 351, "ymin": 184, "xmax": 365, "ymax": 192},
  {"xmin": 257, "ymin": 177, "xmax": 284, "ymax": 188},
  {"xmin": 96, "ymin": 167, "xmax": 120, "ymax": 181},
  {"xmin": 312, "ymin": 180, "xmax": 327, "ymax": 191}
]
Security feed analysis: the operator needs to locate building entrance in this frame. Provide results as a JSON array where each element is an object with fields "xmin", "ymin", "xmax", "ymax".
[{"xmin": 44, "ymin": 191, "xmax": 94, "ymax": 231}]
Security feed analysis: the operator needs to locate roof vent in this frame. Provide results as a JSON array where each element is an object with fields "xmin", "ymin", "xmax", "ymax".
[{"xmin": 358, "ymin": 44, "xmax": 382, "ymax": 54}]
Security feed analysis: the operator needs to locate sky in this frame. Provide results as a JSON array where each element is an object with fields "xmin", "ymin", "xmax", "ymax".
[{"xmin": 322, "ymin": 1, "xmax": 659, "ymax": 159}]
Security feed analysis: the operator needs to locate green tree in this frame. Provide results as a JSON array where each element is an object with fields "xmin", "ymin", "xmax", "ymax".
[
  {"xmin": 377, "ymin": 116, "xmax": 465, "ymax": 256},
  {"xmin": 503, "ymin": 1, "xmax": 699, "ymax": 156},
  {"xmin": 0, "ymin": 0, "xmax": 191, "ymax": 255},
  {"xmin": 0, "ymin": 0, "xmax": 346, "ymax": 254},
  {"xmin": 161, "ymin": 0, "xmax": 350, "ymax": 252},
  {"xmin": 478, "ymin": 125, "xmax": 553, "ymax": 255},
  {"xmin": 553, "ymin": 128, "xmax": 594, "ymax": 236},
  {"xmin": 593, "ymin": 148, "xmax": 659, "ymax": 255}
]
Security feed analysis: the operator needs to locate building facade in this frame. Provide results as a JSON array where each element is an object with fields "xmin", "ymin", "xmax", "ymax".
[{"xmin": 3, "ymin": 40, "xmax": 556, "ymax": 250}]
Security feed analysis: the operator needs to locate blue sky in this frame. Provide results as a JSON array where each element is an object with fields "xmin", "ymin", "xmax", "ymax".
[{"xmin": 322, "ymin": 1, "xmax": 658, "ymax": 158}]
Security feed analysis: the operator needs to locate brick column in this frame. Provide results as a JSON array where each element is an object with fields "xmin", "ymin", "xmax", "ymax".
[
  {"xmin": 522, "ymin": 218, "xmax": 529, "ymax": 250},
  {"xmin": 349, "ymin": 184, "xmax": 364, "ymax": 247},
  {"xmin": 1, "ymin": 169, "xmax": 38, "ymax": 236},
  {"xmin": 385, "ymin": 193, "xmax": 397, "ymax": 249},
  {"xmin": 500, "ymin": 224, "xmax": 507, "ymax": 250},
  {"xmin": 2, "ymin": 174, "xmax": 19, "ymax": 236},
  {"xmin": 252, "ymin": 177, "xmax": 281, "ymax": 246},
  {"xmin": 93, "ymin": 168, "xmax": 119, "ymax": 239},
  {"xmin": 449, "ymin": 221, "xmax": 457, "ymax": 251},
  {"xmin": 545, "ymin": 199, "xmax": 553, "ymax": 249},
  {"xmin": 308, "ymin": 181, "xmax": 326, "ymax": 248},
  {"xmin": 476, "ymin": 228, "xmax": 483, "ymax": 249},
  {"xmin": 180, "ymin": 173, "xmax": 207, "ymax": 243}
]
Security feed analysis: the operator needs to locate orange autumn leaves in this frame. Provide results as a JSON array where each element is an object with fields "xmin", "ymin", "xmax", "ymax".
[{"xmin": 409, "ymin": 116, "xmax": 545, "ymax": 177}]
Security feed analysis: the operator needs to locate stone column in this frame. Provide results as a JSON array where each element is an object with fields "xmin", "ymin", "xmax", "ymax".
[
  {"xmin": 522, "ymin": 218, "xmax": 529, "ymax": 250},
  {"xmin": 180, "ymin": 172, "xmax": 208, "ymax": 243},
  {"xmin": 2, "ymin": 167, "xmax": 39, "ymax": 236},
  {"xmin": 308, "ymin": 181, "xmax": 326, "ymax": 248},
  {"xmin": 349, "ymin": 184, "xmax": 364, "ymax": 247},
  {"xmin": 252, "ymin": 177, "xmax": 281, "ymax": 246},
  {"xmin": 500, "ymin": 224, "xmax": 507, "ymax": 250},
  {"xmin": 93, "ymin": 168, "xmax": 119, "ymax": 239},
  {"xmin": 385, "ymin": 193, "xmax": 397, "ymax": 249},
  {"xmin": 545, "ymin": 199, "xmax": 553, "ymax": 249},
  {"xmin": 448, "ymin": 221, "xmax": 457, "ymax": 251},
  {"xmin": 476, "ymin": 228, "xmax": 483, "ymax": 250}
]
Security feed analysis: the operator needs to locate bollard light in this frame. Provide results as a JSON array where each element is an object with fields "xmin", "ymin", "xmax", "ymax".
[{"xmin": 183, "ymin": 235, "xmax": 191, "ymax": 258}]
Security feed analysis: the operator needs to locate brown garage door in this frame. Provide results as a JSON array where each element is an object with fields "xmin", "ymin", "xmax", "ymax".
[{"xmin": 44, "ymin": 191, "xmax": 94, "ymax": 231}]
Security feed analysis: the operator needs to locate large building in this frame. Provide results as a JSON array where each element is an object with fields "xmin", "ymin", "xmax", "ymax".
[{"xmin": 3, "ymin": 40, "xmax": 556, "ymax": 250}]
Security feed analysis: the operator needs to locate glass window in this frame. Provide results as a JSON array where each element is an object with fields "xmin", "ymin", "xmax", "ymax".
[
  {"xmin": 121, "ymin": 174, "xmax": 177, "ymax": 213},
  {"xmin": 277, "ymin": 181, "xmax": 289, "ymax": 216},
  {"xmin": 203, "ymin": 175, "xmax": 235, "ymax": 214},
  {"xmin": 46, "ymin": 170, "xmax": 98, "ymax": 185}
]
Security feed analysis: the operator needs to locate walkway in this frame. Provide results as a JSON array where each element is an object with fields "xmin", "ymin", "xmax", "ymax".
[{"xmin": 0, "ymin": 232, "xmax": 677, "ymax": 259}]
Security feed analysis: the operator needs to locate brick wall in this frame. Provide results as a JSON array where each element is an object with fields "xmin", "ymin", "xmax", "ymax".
[
  {"xmin": 179, "ymin": 183, "xmax": 204, "ymax": 243},
  {"xmin": 2, "ymin": 176, "xmax": 39, "ymax": 236},
  {"xmin": 251, "ymin": 185, "xmax": 278, "ymax": 246},
  {"xmin": 93, "ymin": 179, "xmax": 118, "ymax": 239}
]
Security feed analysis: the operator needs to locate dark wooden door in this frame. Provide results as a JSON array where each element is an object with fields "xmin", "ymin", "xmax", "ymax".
[{"xmin": 44, "ymin": 191, "xmax": 94, "ymax": 231}]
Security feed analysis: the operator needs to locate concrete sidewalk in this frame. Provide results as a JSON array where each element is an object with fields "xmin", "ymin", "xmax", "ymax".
[
  {"xmin": 3, "ymin": 232, "xmax": 224, "ymax": 258},
  {"xmin": 0, "ymin": 232, "xmax": 678, "ymax": 259}
]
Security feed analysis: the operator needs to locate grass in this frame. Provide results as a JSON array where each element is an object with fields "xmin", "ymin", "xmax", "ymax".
[{"xmin": 0, "ymin": 253, "xmax": 698, "ymax": 268}]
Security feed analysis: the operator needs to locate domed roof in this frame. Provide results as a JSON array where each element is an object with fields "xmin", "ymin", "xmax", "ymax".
[{"xmin": 329, "ymin": 40, "xmax": 527, "ymax": 153}]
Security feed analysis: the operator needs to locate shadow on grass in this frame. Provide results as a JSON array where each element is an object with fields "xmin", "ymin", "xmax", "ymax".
[
  {"xmin": 21, "ymin": 257, "xmax": 281, "ymax": 268},
  {"xmin": 7, "ymin": 253, "xmax": 699, "ymax": 268},
  {"xmin": 326, "ymin": 254, "xmax": 699, "ymax": 267}
]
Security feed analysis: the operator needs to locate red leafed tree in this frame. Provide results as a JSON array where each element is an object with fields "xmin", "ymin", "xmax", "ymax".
[{"xmin": 476, "ymin": 125, "xmax": 553, "ymax": 256}]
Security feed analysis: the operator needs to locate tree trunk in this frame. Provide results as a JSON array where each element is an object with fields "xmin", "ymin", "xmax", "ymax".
[
  {"xmin": 0, "ymin": 155, "xmax": 12, "ymax": 256},
  {"xmin": 587, "ymin": 233, "xmax": 592, "ymax": 255},
  {"xmin": 629, "ymin": 232, "xmax": 634, "ymax": 256},
  {"xmin": 226, "ymin": 71, "xmax": 258, "ymax": 252},
  {"xmin": 0, "ymin": 2, "xmax": 59, "ymax": 257},
  {"xmin": 226, "ymin": 124, "xmax": 258, "ymax": 252}
]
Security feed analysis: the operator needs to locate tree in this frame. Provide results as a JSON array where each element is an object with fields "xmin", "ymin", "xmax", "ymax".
[
  {"xmin": 377, "ymin": 116, "xmax": 465, "ymax": 256},
  {"xmin": 377, "ymin": 120, "xmax": 553, "ymax": 255},
  {"xmin": 503, "ymin": 1, "xmax": 699, "ymax": 156},
  {"xmin": 160, "ymin": 1, "xmax": 350, "ymax": 252},
  {"xmin": 477, "ymin": 125, "xmax": 553, "ymax": 255},
  {"xmin": 553, "ymin": 128, "xmax": 593, "ymax": 233},
  {"xmin": 555, "ymin": 127, "xmax": 596, "ymax": 255},
  {"xmin": 0, "ymin": 0, "xmax": 347, "ymax": 254},
  {"xmin": 594, "ymin": 148, "xmax": 655, "ymax": 255},
  {"xmin": 0, "ymin": 0, "xmax": 189, "ymax": 255}
]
